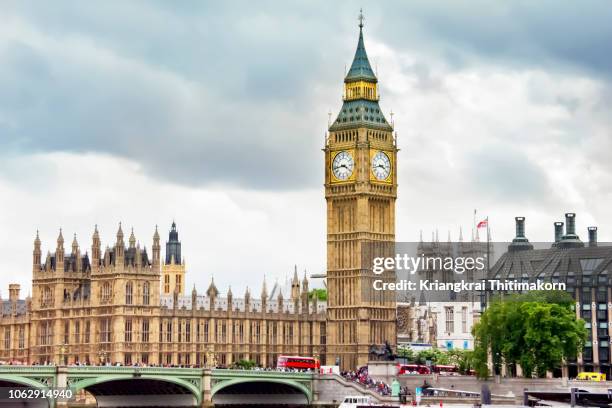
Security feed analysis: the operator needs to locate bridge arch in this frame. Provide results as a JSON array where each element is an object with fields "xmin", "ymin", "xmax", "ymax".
[
  {"xmin": 0, "ymin": 376, "xmax": 53, "ymax": 407},
  {"xmin": 71, "ymin": 375, "xmax": 201, "ymax": 406},
  {"xmin": 212, "ymin": 378, "xmax": 311, "ymax": 404}
]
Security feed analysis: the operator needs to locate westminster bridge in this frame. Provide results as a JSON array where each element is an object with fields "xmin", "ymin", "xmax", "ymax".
[
  {"xmin": 0, "ymin": 366, "xmax": 389, "ymax": 407},
  {"xmin": 0, "ymin": 366, "xmax": 327, "ymax": 407}
]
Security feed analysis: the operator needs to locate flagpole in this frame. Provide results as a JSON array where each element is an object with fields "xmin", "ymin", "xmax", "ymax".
[
  {"xmin": 473, "ymin": 209, "xmax": 477, "ymax": 242},
  {"xmin": 486, "ymin": 216, "xmax": 490, "ymax": 274}
]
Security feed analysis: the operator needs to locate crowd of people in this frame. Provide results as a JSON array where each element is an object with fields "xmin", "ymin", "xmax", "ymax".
[
  {"xmin": 341, "ymin": 367, "xmax": 393, "ymax": 396},
  {"xmin": 0, "ymin": 360, "xmax": 316, "ymax": 372}
]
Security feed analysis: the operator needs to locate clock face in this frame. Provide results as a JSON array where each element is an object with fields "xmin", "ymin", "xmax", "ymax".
[
  {"xmin": 371, "ymin": 151, "xmax": 391, "ymax": 181},
  {"xmin": 332, "ymin": 151, "xmax": 354, "ymax": 180}
]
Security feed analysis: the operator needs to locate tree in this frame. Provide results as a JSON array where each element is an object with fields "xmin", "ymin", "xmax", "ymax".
[
  {"xmin": 472, "ymin": 290, "xmax": 587, "ymax": 379},
  {"xmin": 397, "ymin": 345, "xmax": 415, "ymax": 361},
  {"xmin": 234, "ymin": 359, "xmax": 256, "ymax": 370},
  {"xmin": 308, "ymin": 289, "xmax": 327, "ymax": 301}
]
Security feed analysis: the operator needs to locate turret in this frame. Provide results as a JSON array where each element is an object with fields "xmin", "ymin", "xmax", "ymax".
[
  {"xmin": 291, "ymin": 265, "xmax": 300, "ymax": 301},
  {"xmin": 207, "ymin": 278, "xmax": 219, "ymax": 309},
  {"xmin": 227, "ymin": 286, "xmax": 233, "ymax": 309},
  {"xmin": 72, "ymin": 233, "xmax": 78, "ymax": 254},
  {"xmin": 261, "ymin": 276, "xmax": 268, "ymax": 312},
  {"xmin": 191, "ymin": 285, "xmax": 198, "ymax": 309},
  {"xmin": 244, "ymin": 287, "xmax": 251, "ymax": 308},
  {"xmin": 135, "ymin": 242, "xmax": 142, "ymax": 267},
  {"xmin": 9, "ymin": 284, "xmax": 20, "ymax": 315},
  {"xmin": 152, "ymin": 225, "xmax": 160, "ymax": 271},
  {"xmin": 115, "ymin": 223, "xmax": 125, "ymax": 266},
  {"xmin": 33, "ymin": 230, "xmax": 41, "ymax": 272},
  {"xmin": 301, "ymin": 271, "xmax": 310, "ymax": 314},
  {"xmin": 92, "ymin": 225, "xmax": 101, "ymax": 272},
  {"xmin": 56, "ymin": 229, "xmax": 65, "ymax": 271},
  {"xmin": 165, "ymin": 221, "xmax": 181, "ymax": 265},
  {"xmin": 277, "ymin": 288, "xmax": 284, "ymax": 311},
  {"xmin": 129, "ymin": 228, "xmax": 136, "ymax": 248},
  {"xmin": 72, "ymin": 234, "xmax": 82, "ymax": 272}
]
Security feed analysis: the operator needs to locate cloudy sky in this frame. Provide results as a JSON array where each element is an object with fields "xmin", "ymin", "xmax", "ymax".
[{"xmin": 1, "ymin": 0, "xmax": 611, "ymax": 297}]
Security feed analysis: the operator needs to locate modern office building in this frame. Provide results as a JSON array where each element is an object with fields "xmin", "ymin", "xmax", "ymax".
[{"xmin": 488, "ymin": 213, "xmax": 612, "ymax": 377}]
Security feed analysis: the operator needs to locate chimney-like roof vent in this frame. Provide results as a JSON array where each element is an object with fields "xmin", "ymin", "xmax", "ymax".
[
  {"xmin": 553, "ymin": 222, "xmax": 564, "ymax": 247},
  {"xmin": 557, "ymin": 213, "xmax": 584, "ymax": 249},
  {"xmin": 508, "ymin": 217, "xmax": 534, "ymax": 252},
  {"xmin": 588, "ymin": 226, "xmax": 598, "ymax": 247}
]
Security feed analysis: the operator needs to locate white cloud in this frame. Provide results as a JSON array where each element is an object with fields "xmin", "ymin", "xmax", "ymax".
[
  {"xmin": 367, "ymin": 39, "xmax": 612, "ymax": 243},
  {"xmin": 0, "ymin": 152, "xmax": 326, "ymax": 296}
]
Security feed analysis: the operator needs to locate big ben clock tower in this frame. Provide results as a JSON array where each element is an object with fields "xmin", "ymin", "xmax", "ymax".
[{"xmin": 325, "ymin": 13, "xmax": 397, "ymax": 370}]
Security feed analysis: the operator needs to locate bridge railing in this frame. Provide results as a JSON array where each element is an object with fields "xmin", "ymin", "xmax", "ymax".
[
  {"xmin": 212, "ymin": 368, "xmax": 314, "ymax": 379},
  {"xmin": 0, "ymin": 365, "xmax": 56, "ymax": 373}
]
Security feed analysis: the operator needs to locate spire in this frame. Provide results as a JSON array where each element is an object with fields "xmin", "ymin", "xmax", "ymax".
[
  {"xmin": 56, "ymin": 228, "xmax": 65, "ymax": 267},
  {"xmin": 129, "ymin": 228, "xmax": 136, "ymax": 248},
  {"xmin": 117, "ymin": 222, "xmax": 124, "ymax": 239},
  {"xmin": 72, "ymin": 233, "xmax": 79, "ymax": 253},
  {"xmin": 33, "ymin": 230, "xmax": 42, "ymax": 268},
  {"xmin": 345, "ymin": 9, "xmax": 376, "ymax": 82},
  {"xmin": 459, "ymin": 226, "xmax": 464, "ymax": 242},
  {"xmin": 206, "ymin": 277, "xmax": 219, "ymax": 298},
  {"xmin": 165, "ymin": 221, "xmax": 181, "ymax": 265},
  {"xmin": 261, "ymin": 275, "xmax": 268, "ymax": 300}
]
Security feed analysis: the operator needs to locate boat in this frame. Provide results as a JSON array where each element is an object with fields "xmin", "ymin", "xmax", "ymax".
[{"xmin": 338, "ymin": 395, "xmax": 401, "ymax": 408}]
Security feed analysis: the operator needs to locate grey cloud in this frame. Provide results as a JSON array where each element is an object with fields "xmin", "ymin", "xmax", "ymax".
[
  {"xmin": 379, "ymin": 0, "xmax": 612, "ymax": 79},
  {"xmin": 465, "ymin": 145, "xmax": 553, "ymax": 204},
  {"xmin": 1, "ymin": 0, "xmax": 611, "ymax": 191}
]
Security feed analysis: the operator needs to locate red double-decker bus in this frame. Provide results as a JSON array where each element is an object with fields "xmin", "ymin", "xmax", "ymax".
[
  {"xmin": 397, "ymin": 363, "xmax": 431, "ymax": 375},
  {"xmin": 277, "ymin": 355, "xmax": 320, "ymax": 370}
]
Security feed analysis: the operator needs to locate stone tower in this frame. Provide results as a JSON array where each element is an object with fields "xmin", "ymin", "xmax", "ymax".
[
  {"xmin": 161, "ymin": 221, "xmax": 186, "ymax": 295},
  {"xmin": 324, "ymin": 12, "xmax": 397, "ymax": 370}
]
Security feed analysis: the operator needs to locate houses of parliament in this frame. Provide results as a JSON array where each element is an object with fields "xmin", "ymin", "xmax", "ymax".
[{"xmin": 0, "ymin": 16, "xmax": 399, "ymax": 371}]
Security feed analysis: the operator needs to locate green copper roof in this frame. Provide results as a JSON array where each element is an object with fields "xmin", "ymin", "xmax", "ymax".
[
  {"xmin": 345, "ymin": 26, "xmax": 376, "ymax": 82},
  {"xmin": 329, "ymin": 99, "xmax": 392, "ymax": 131}
]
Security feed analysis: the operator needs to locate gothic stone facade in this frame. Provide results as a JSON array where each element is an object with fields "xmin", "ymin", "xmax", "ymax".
[
  {"xmin": 0, "ymin": 224, "xmax": 326, "ymax": 367},
  {"xmin": 324, "ymin": 19, "xmax": 397, "ymax": 370}
]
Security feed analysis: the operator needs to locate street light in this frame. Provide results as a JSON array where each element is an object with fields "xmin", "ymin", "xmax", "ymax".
[{"xmin": 60, "ymin": 344, "xmax": 66, "ymax": 366}]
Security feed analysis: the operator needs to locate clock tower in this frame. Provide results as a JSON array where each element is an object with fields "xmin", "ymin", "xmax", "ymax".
[{"xmin": 325, "ymin": 13, "xmax": 397, "ymax": 370}]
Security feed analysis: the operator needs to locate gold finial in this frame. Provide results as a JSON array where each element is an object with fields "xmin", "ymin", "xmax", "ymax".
[{"xmin": 358, "ymin": 8, "xmax": 364, "ymax": 29}]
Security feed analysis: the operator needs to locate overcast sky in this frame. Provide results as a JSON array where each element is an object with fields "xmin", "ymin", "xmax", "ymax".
[{"xmin": 1, "ymin": 0, "xmax": 612, "ymax": 297}]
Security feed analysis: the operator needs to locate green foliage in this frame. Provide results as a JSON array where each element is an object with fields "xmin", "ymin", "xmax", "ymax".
[
  {"xmin": 233, "ymin": 359, "xmax": 256, "ymax": 370},
  {"xmin": 472, "ymin": 290, "xmax": 587, "ymax": 379},
  {"xmin": 397, "ymin": 345, "xmax": 415, "ymax": 361},
  {"xmin": 396, "ymin": 346, "xmax": 474, "ymax": 375},
  {"xmin": 308, "ymin": 288, "xmax": 327, "ymax": 301}
]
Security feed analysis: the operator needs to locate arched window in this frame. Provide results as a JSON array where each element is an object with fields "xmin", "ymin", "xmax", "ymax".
[
  {"xmin": 125, "ymin": 281, "xmax": 133, "ymax": 305},
  {"xmin": 176, "ymin": 275, "xmax": 182, "ymax": 293},
  {"xmin": 164, "ymin": 275, "xmax": 170, "ymax": 294},
  {"xmin": 101, "ymin": 282, "xmax": 111, "ymax": 301},
  {"xmin": 42, "ymin": 286, "xmax": 52, "ymax": 307},
  {"xmin": 143, "ymin": 281, "xmax": 150, "ymax": 305}
]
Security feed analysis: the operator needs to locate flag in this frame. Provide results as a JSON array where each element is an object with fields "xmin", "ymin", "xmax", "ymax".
[{"xmin": 477, "ymin": 219, "xmax": 488, "ymax": 229}]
